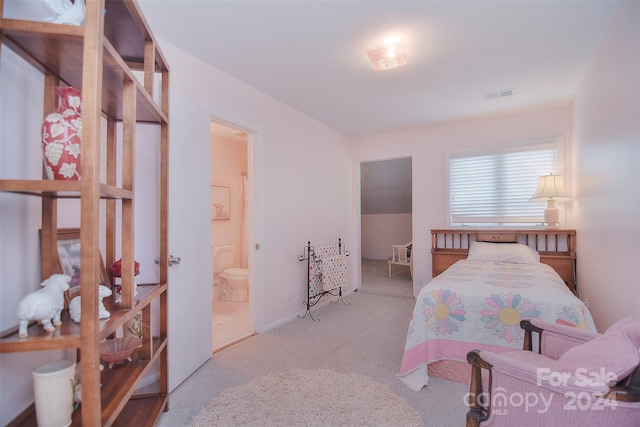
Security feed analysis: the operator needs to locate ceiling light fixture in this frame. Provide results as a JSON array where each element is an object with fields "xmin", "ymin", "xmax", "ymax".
[{"xmin": 366, "ymin": 41, "xmax": 407, "ymax": 71}]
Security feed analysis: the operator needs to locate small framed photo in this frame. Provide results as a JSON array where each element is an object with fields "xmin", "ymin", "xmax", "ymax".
[
  {"xmin": 43, "ymin": 228, "xmax": 110, "ymax": 296},
  {"xmin": 212, "ymin": 185, "xmax": 230, "ymax": 220}
]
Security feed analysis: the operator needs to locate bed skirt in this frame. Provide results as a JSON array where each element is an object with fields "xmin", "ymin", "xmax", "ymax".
[{"xmin": 428, "ymin": 360, "xmax": 472, "ymax": 384}]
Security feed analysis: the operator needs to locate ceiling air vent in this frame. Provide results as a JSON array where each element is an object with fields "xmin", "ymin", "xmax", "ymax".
[{"xmin": 483, "ymin": 88, "xmax": 515, "ymax": 101}]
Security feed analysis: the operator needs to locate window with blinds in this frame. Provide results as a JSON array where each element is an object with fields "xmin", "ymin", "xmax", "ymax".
[{"xmin": 448, "ymin": 138, "xmax": 563, "ymax": 226}]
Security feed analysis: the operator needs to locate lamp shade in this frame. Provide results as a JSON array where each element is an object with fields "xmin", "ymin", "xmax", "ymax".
[{"xmin": 529, "ymin": 174, "xmax": 572, "ymax": 201}]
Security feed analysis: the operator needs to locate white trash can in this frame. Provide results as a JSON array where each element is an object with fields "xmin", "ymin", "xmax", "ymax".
[{"xmin": 32, "ymin": 360, "xmax": 76, "ymax": 427}]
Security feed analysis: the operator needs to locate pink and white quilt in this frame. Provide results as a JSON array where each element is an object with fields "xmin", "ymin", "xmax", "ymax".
[{"xmin": 397, "ymin": 260, "xmax": 596, "ymax": 391}]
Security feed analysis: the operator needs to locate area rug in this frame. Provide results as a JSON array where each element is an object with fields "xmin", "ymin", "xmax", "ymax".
[{"xmin": 189, "ymin": 368, "xmax": 423, "ymax": 427}]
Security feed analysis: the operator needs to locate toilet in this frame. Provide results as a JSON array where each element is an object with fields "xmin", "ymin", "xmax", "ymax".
[{"xmin": 213, "ymin": 245, "xmax": 249, "ymax": 302}]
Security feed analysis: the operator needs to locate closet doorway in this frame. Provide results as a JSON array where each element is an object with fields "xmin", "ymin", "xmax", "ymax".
[
  {"xmin": 210, "ymin": 122, "xmax": 253, "ymax": 351},
  {"xmin": 360, "ymin": 157, "xmax": 413, "ymax": 293}
]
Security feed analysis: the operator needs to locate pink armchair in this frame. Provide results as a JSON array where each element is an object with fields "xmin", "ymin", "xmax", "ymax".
[{"xmin": 466, "ymin": 318, "xmax": 640, "ymax": 427}]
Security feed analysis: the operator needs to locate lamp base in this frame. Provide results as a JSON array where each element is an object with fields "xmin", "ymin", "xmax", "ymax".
[{"xmin": 544, "ymin": 207, "xmax": 560, "ymax": 229}]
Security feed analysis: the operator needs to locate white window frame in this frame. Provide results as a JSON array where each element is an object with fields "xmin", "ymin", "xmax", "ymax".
[{"xmin": 446, "ymin": 137, "xmax": 565, "ymax": 227}]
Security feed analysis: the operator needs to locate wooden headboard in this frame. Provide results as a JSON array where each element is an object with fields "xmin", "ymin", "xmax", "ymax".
[{"xmin": 431, "ymin": 229, "xmax": 577, "ymax": 294}]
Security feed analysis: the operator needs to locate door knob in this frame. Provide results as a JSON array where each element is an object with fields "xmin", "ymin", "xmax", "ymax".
[{"xmin": 155, "ymin": 255, "xmax": 182, "ymax": 266}]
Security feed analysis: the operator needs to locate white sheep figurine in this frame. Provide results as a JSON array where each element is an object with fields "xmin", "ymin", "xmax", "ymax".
[
  {"xmin": 16, "ymin": 274, "xmax": 71, "ymax": 337},
  {"xmin": 69, "ymin": 285, "xmax": 112, "ymax": 323}
]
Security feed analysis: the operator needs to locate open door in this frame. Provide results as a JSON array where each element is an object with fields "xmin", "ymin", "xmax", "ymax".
[{"xmin": 166, "ymin": 91, "xmax": 214, "ymax": 391}]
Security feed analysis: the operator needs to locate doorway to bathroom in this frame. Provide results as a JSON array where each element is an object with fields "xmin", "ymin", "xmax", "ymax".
[{"xmin": 210, "ymin": 121, "xmax": 253, "ymax": 352}]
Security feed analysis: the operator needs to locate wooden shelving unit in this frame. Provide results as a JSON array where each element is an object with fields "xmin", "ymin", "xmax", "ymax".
[{"xmin": 0, "ymin": 0, "xmax": 169, "ymax": 425}]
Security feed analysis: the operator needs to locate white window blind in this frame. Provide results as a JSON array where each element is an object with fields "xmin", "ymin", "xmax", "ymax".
[{"xmin": 448, "ymin": 138, "xmax": 562, "ymax": 226}]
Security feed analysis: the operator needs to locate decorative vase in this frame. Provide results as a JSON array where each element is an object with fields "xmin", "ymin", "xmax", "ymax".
[
  {"xmin": 32, "ymin": 359, "xmax": 76, "ymax": 427},
  {"xmin": 123, "ymin": 313, "xmax": 143, "ymax": 338},
  {"xmin": 41, "ymin": 86, "xmax": 82, "ymax": 180}
]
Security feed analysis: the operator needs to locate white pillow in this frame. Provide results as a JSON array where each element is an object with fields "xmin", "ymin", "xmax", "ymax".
[{"xmin": 467, "ymin": 241, "xmax": 540, "ymax": 264}]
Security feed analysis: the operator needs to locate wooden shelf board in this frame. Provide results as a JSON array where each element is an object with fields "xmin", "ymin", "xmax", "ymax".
[
  {"xmin": 112, "ymin": 394, "xmax": 168, "ymax": 427},
  {"xmin": 0, "ymin": 179, "xmax": 81, "ymax": 194},
  {"xmin": 0, "ymin": 319, "xmax": 81, "ymax": 352},
  {"xmin": 102, "ymin": 39, "xmax": 169, "ymax": 124},
  {"xmin": 90, "ymin": 337, "xmax": 166, "ymax": 426},
  {"xmin": 0, "ymin": 180, "xmax": 133, "ymax": 200},
  {"xmin": 104, "ymin": 0, "xmax": 169, "ymax": 72},
  {"xmin": 7, "ymin": 395, "xmax": 169, "ymax": 427},
  {"xmin": 0, "ymin": 284, "xmax": 166, "ymax": 352},
  {"xmin": 2, "ymin": 19, "xmax": 166, "ymax": 123},
  {"xmin": 4, "ymin": 404, "xmax": 37, "ymax": 427},
  {"xmin": 12, "ymin": 339, "xmax": 168, "ymax": 427}
]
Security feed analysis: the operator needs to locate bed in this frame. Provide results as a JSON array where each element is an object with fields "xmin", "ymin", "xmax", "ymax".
[{"xmin": 397, "ymin": 229, "xmax": 596, "ymax": 391}]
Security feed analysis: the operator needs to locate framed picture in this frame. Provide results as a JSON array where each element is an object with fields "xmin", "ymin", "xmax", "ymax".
[
  {"xmin": 212, "ymin": 185, "xmax": 231, "ymax": 220},
  {"xmin": 44, "ymin": 228, "xmax": 110, "ymax": 295}
]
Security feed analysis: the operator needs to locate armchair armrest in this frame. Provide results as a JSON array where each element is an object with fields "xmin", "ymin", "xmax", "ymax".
[
  {"xmin": 475, "ymin": 350, "xmax": 556, "ymax": 387},
  {"xmin": 521, "ymin": 319, "xmax": 599, "ymax": 360},
  {"xmin": 466, "ymin": 351, "xmax": 546, "ymax": 426},
  {"xmin": 466, "ymin": 350, "xmax": 546, "ymax": 426},
  {"xmin": 467, "ymin": 350, "xmax": 492, "ymax": 427}
]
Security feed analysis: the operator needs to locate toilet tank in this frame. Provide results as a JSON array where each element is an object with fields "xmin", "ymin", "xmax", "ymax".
[{"xmin": 213, "ymin": 245, "xmax": 236, "ymax": 273}]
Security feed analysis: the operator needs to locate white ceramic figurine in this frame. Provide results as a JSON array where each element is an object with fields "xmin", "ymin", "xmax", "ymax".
[
  {"xmin": 43, "ymin": 0, "xmax": 86, "ymax": 25},
  {"xmin": 16, "ymin": 274, "xmax": 71, "ymax": 337},
  {"xmin": 69, "ymin": 285, "xmax": 112, "ymax": 323}
]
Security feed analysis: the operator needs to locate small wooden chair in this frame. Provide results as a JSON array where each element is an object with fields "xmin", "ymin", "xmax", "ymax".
[{"xmin": 388, "ymin": 241, "xmax": 412, "ymax": 279}]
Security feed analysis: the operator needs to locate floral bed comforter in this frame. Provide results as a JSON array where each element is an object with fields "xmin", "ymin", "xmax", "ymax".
[{"xmin": 397, "ymin": 260, "xmax": 595, "ymax": 391}]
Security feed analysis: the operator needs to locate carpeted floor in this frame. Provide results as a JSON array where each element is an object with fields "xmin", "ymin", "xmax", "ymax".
[
  {"xmin": 360, "ymin": 258, "xmax": 414, "ymax": 299},
  {"xmin": 156, "ymin": 259, "xmax": 468, "ymax": 427}
]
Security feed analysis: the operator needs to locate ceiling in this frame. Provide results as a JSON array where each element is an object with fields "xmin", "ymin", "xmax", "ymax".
[
  {"xmin": 361, "ymin": 158, "xmax": 412, "ymax": 215},
  {"xmin": 138, "ymin": 1, "xmax": 619, "ymax": 138},
  {"xmin": 138, "ymin": 1, "xmax": 619, "ymax": 216}
]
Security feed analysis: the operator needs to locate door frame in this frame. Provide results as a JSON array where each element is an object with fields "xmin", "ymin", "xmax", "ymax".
[
  {"xmin": 208, "ymin": 112, "xmax": 264, "ymax": 336},
  {"xmin": 357, "ymin": 156, "xmax": 413, "ymax": 290}
]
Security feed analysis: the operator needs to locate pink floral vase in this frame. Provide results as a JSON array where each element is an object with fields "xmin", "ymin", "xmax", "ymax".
[{"xmin": 42, "ymin": 86, "xmax": 82, "ymax": 180}]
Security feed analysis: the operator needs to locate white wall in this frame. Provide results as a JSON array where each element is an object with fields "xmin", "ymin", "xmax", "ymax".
[
  {"xmin": 349, "ymin": 107, "xmax": 572, "ymax": 294},
  {"xmin": 162, "ymin": 42, "xmax": 353, "ymax": 330},
  {"xmin": 361, "ymin": 214, "xmax": 412, "ymax": 259},
  {"xmin": 571, "ymin": 1, "xmax": 640, "ymax": 330}
]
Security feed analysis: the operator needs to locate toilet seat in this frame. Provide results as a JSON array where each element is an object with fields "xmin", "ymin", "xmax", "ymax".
[{"xmin": 222, "ymin": 268, "xmax": 248, "ymax": 277}]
